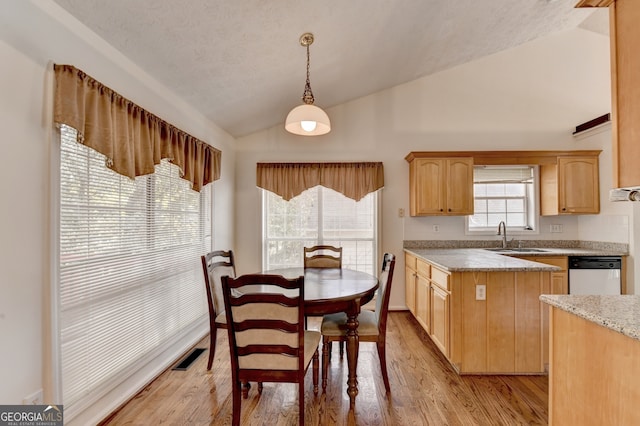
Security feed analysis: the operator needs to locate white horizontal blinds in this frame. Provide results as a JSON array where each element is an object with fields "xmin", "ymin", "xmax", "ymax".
[
  {"xmin": 59, "ymin": 125, "xmax": 208, "ymax": 412},
  {"xmin": 474, "ymin": 166, "xmax": 534, "ymax": 183}
]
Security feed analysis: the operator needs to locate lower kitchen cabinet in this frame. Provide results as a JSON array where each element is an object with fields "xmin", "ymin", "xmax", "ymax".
[
  {"xmin": 415, "ymin": 263, "xmax": 431, "ymax": 333},
  {"xmin": 405, "ymin": 253, "xmax": 417, "ymax": 315},
  {"xmin": 430, "ymin": 284, "xmax": 449, "ymax": 357},
  {"xmin": 405, "ymin": 254, "xmax": 552, "ymax": 374}
]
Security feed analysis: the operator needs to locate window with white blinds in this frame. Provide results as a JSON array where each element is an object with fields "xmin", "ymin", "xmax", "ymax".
[
  {"xmin": 58, "ymin": 125, "xmax": 209, "ymax": 415},
  {"xmin": 467, "ymin": 165, "xmax": 537, "ymax": 232},
  {"xmin": 263, "ymin": 186, "xmax": 378, "ymax": 275}
]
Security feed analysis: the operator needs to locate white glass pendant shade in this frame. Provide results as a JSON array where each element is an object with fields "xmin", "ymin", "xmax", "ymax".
[{"xmin": 285, "ymin": 104, "xmax": 331, "ymax": 136}]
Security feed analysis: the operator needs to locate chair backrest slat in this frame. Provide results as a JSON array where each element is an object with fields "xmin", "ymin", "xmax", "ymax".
[{"xmin": 304, "ymin": 245, "xmax": 342, "ymax": 268}]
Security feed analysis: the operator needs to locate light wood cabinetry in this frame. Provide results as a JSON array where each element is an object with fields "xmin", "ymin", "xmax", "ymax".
[
  {"xmin": 404, "ymin": 253, "xmax": 417, "ymax": 315},
  {"xmin": 576, "ymin": 0, "xmax": 640, "ymax": 187},
  {"xmin": 430, "ymin": 282, "xmax": 450, "ymax": 357},
  {"xmin": 407, "ymin": 157, "xmax": 473, "ymax": 216},
  {"xmin": 406, "ymin": 151, "xmax": 602, "ymax": 217},
  {"xmin": 521, "ymin": 256, "xmax": 568, "ymax": 295},
  {"xmin": 540, "ymin": 156, "xmax": 600, "ymax": 215},
  {"xmin": 414, "ymin": 259, "xmax": 431, "ymax": 332},
  {"xmin": 547, "ymin": 307, "xmax": 640, "ymax": 425},
  {"xmin": 609, "ymin": 1, "xmax": 640, "ymax": 188},
  {"xmin": 405, "ymin": 253, "xmax": 552, "ymax": 374}
]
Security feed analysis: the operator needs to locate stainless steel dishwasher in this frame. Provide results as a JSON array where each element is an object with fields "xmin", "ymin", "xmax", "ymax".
[{"xmin": 568, "ymin": 256, "xmax": 622, "ymax": 295}]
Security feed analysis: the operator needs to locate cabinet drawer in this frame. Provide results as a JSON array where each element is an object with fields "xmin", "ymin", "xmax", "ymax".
[
  {"xmin": 416, "ymin": 259, "xmax": 431, "ymax": 278},
  {"xmin": 431, "ymin": 267, "xmax": 450, "ymax": 291},
  {"xmin": 405, "ymin": 253, "xmax": 417, "ymax": 270}
]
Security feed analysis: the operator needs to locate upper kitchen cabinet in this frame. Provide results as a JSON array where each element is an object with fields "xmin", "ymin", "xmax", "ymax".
[
  {"xmin": 577, "ymin": 0, "xmax": 640, "ymax": 188},
  {"xmin": 540, "ymin": 156, "xmax": 600, "ymax": 215},
  {"xmin": 610, "ymin": 1, "xmax": 640, "ymax": 188},
  {"xmin": 406, "ymin": 155, "xmax": 473, "ymax": 216}
]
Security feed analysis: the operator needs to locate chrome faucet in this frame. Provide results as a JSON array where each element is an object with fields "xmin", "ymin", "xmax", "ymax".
[{"xmin": 497, "ymin": 221, "xmax": 507, "ymax": 248}]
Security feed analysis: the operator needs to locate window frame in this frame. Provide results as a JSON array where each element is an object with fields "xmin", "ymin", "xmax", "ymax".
[
  {"xmin": 261, "ymin": 186, "xmax": 380, "ymax": 276},
  {"xmin": 52, "ymin": 125, "xmax": 212, "ymax": 420},
  {"xmin": 465, "ymin": 165, "xmax": 540, "ymax": 236}
]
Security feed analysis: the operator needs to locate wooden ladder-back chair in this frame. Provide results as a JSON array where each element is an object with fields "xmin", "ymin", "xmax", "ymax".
[
  {"xmin": 303, "ymin": 245, "xmax": 343, "ymax": 269},
  {"xmin": 320, "ymin": 253, "xmax": 396, "ymax": 393},
  {"xmin": 222, "ymin": 273, "xmax": 320, "ymax": 426},
  {"xmin": 201, "ymin": 250, "xmax": 236, "ymax": 370}
]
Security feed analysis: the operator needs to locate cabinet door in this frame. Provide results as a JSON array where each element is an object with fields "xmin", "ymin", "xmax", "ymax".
[
  {"xmin": 405, "ymin": 266, "xmax": 417, "ymax": 314},
  {"xmin": 430, "ymin": 284, "xmax": 450, "ymax": 357},
  {"xmin": 410, "ymin": 158, "xmax": 446, "ymax": 215},
  {"xmin": 415, "ymin": 274, "xmax": 430, "ymax": 333},
  {"xmin": 446, "ymin": 158, "xmax": 474, "ymax": 215},
  {"xmin": 610, "ymin": 1, "xmax": 640, "ymax": 188},
  {"xmin": 557, "ymin": 157, "xmax": 599, "ymax": 214}
]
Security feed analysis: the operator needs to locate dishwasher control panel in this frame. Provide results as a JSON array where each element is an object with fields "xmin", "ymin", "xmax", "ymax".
[{"xmin": 569, "ymin": 256, "xmax": 621, "ymax": 269}]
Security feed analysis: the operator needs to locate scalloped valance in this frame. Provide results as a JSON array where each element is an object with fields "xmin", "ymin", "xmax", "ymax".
[
  {"xmin": 257, "ymin": 162, "xmax": 384, "ymax": 201},
  {"xmin": 53, "ymin": 64, "xmax": 220, "ymax": 191}
]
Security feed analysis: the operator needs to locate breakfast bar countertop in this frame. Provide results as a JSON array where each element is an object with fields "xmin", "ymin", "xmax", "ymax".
[
  {"xmin": 540, "ymin": 294, "xmax": 640, "ymax": 341},
  {"xmin": 404, "ymin": 248, "xmax": 562, "ymax": 272}
]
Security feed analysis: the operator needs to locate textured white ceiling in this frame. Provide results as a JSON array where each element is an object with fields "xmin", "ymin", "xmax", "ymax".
[{"xmin": 51, "ymin": 0, "xmax": 597, "ymax": 138}]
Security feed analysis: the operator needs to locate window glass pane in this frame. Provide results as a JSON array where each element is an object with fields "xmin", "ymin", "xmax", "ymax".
[
  {"xmin": 507, "ymin": 213, "xmax": 526, "ymax": 226},
  {"xmin": 486, "ymin": 184, "xmax": 506, "ymax": 197},
  {"xmin": 506, "ymin": 199, "xmax": 525, "ymax": 212},
  {"xmin": 474, "ymin": 184, "xmax": 487, "ymax": 197},
  {"xmin": 264, "ymin": 187, "xmax": 377, "ymax": 275},
  {"xmin": 474, "ymin": 199, "xmax": 487, "ymax": 213},
  {"xmin": 505, "ymin": 183, "xmax": 525, "ymax": 196}
]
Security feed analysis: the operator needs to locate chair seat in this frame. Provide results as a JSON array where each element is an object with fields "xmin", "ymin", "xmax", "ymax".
[
  {"xmin": 320, "ymin": 310, "xmax": 379, "ymax": 337},
  {"xmin": 214, "ymin": 310, "xmax": 227, "ymax": 326},
  {"xmin": 304, "ymin": 331, "xmax": 321, "ymax": 367}
]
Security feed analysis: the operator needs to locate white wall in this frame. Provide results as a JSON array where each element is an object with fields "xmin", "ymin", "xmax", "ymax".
[
  {"xmin": 236, "ymin": 27, "xmax": 621, "ymax": 309},
  {"xmin": 0, "ymin": 0, "xmax": 235, "ymax": 421}
]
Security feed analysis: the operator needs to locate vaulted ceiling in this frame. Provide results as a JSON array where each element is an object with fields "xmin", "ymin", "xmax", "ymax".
[{"xmin": 51, "ymin": 0, "xmax": 604, "ymax": 138}]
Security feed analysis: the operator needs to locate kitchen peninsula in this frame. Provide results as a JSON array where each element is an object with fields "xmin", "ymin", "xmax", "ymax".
[
  {"xmin": 541, "ymin": 295, "xmax": 640, "ymax": 426},
  {"xmin": 404, "ymin": 241, "xmax": 628, "ymax": 375},
  {"xmin": 405, "ymin": 247, "xmax": 559, "ymax": 374}
]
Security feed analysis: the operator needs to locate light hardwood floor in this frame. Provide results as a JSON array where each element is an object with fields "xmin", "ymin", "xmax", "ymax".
[{"xmin": 101, "ymin": 312, "xmax": 548, "ymax": 425}]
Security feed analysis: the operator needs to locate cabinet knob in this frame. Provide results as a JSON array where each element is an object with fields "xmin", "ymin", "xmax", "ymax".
[
  {"xmin": 440, "ymin": 209, "xmax": 444, "ymax": 212},
  {"xmin": 448, "ymin": 208, "xmax": 451, "ymax": 212}
]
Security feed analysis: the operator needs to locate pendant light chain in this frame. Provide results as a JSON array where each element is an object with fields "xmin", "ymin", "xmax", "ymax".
[{"xmin": 302, "ymin": 42, "xmax": 315, "ymax": 105}]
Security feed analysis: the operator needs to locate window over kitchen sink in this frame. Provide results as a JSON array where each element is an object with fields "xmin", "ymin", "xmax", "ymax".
[{"xmin": 466, "ymin": 165, "xmax": 538, "ymax": 234}]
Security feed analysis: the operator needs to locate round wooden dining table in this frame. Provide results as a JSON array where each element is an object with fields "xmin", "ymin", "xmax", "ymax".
[{"xmin": 262, "ymin": 267, "xmax": 379, "ymax": 408}]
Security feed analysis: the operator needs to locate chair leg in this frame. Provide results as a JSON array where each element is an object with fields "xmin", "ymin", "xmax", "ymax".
[
  {"xmin": 312, "ymin": 349, "xmax": 319, "ymax": 395},
  {"xmin": 299, "ymin": 380, "xmax": 305, "ymax": 426},
  {"xmin": 241, "ymin": 381, "xmax": 250, "ymax": 399},
  {"xmin": 232, "ymin": 380, "xmax": 241, "ymax": 426},
  {"xmin": 376, "ymin": 340, "xmax": 391, "ymax": 393},
  {"xmin": 322, "ymin": 337, "xmax": 330, "ymax": 392},
  {"xmin": 339, "ymin": 340, "xmax": 344, "ymax": 359},
  {"xmin": 257, "ymin": 382, "xmax": 263, "ymax": 394},
  {"xmin": 207, "ymin": 326, "xmax": 217, "ymax": 370}
]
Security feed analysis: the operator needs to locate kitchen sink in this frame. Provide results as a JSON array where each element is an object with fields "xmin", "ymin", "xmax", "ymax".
[{"xmin": 485, "ymin": 248, "xmax": 548, "ymax": 253}]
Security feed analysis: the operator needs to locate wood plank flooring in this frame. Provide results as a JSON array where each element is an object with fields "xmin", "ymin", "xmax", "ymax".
[{"xmin": 101, "ymin": 312, "xmax": 548, "ymax": 425}]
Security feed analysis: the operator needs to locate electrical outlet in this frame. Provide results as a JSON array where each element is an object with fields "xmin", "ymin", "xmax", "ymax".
[
  {"xmin": 23, "ymin": 389, "xmax": 43, "ymax": 405},
  {"xmin": 475, "ymin": 284, "xmax": 486, "ymax": 301},
  {"xmin": 398, "ymin": 208, "xmax": 405, "ymax": 218},
  {"xmin": 550, "ymin": 224, "xmax": 563, "ymax": 233},
  {"xmin": 433, "ymin": 224, "xmax": 440, "ymax": 233}
]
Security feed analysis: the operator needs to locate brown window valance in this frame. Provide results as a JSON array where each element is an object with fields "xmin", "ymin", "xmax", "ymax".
[
  {"xmin": 53, "ymin": 64, "xmax": 221, "ymax": 191},
  {"xmin": 256, "ymin": 162, "xmax": 384, "ymax": 201}
]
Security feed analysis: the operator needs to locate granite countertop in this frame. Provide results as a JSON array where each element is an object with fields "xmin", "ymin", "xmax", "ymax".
[
  {"xmin": 405, "ymin": 248, "xmax": 562, "ymax": 272},
  {"xmin": 540, "ymin": 295, "xmax": 640, "ymax": 341}
]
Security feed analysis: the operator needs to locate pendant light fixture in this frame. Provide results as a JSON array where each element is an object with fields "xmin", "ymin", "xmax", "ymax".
[{"xmin": 285, "ymin": 33, "xmax": 331, "ymax": 136}]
